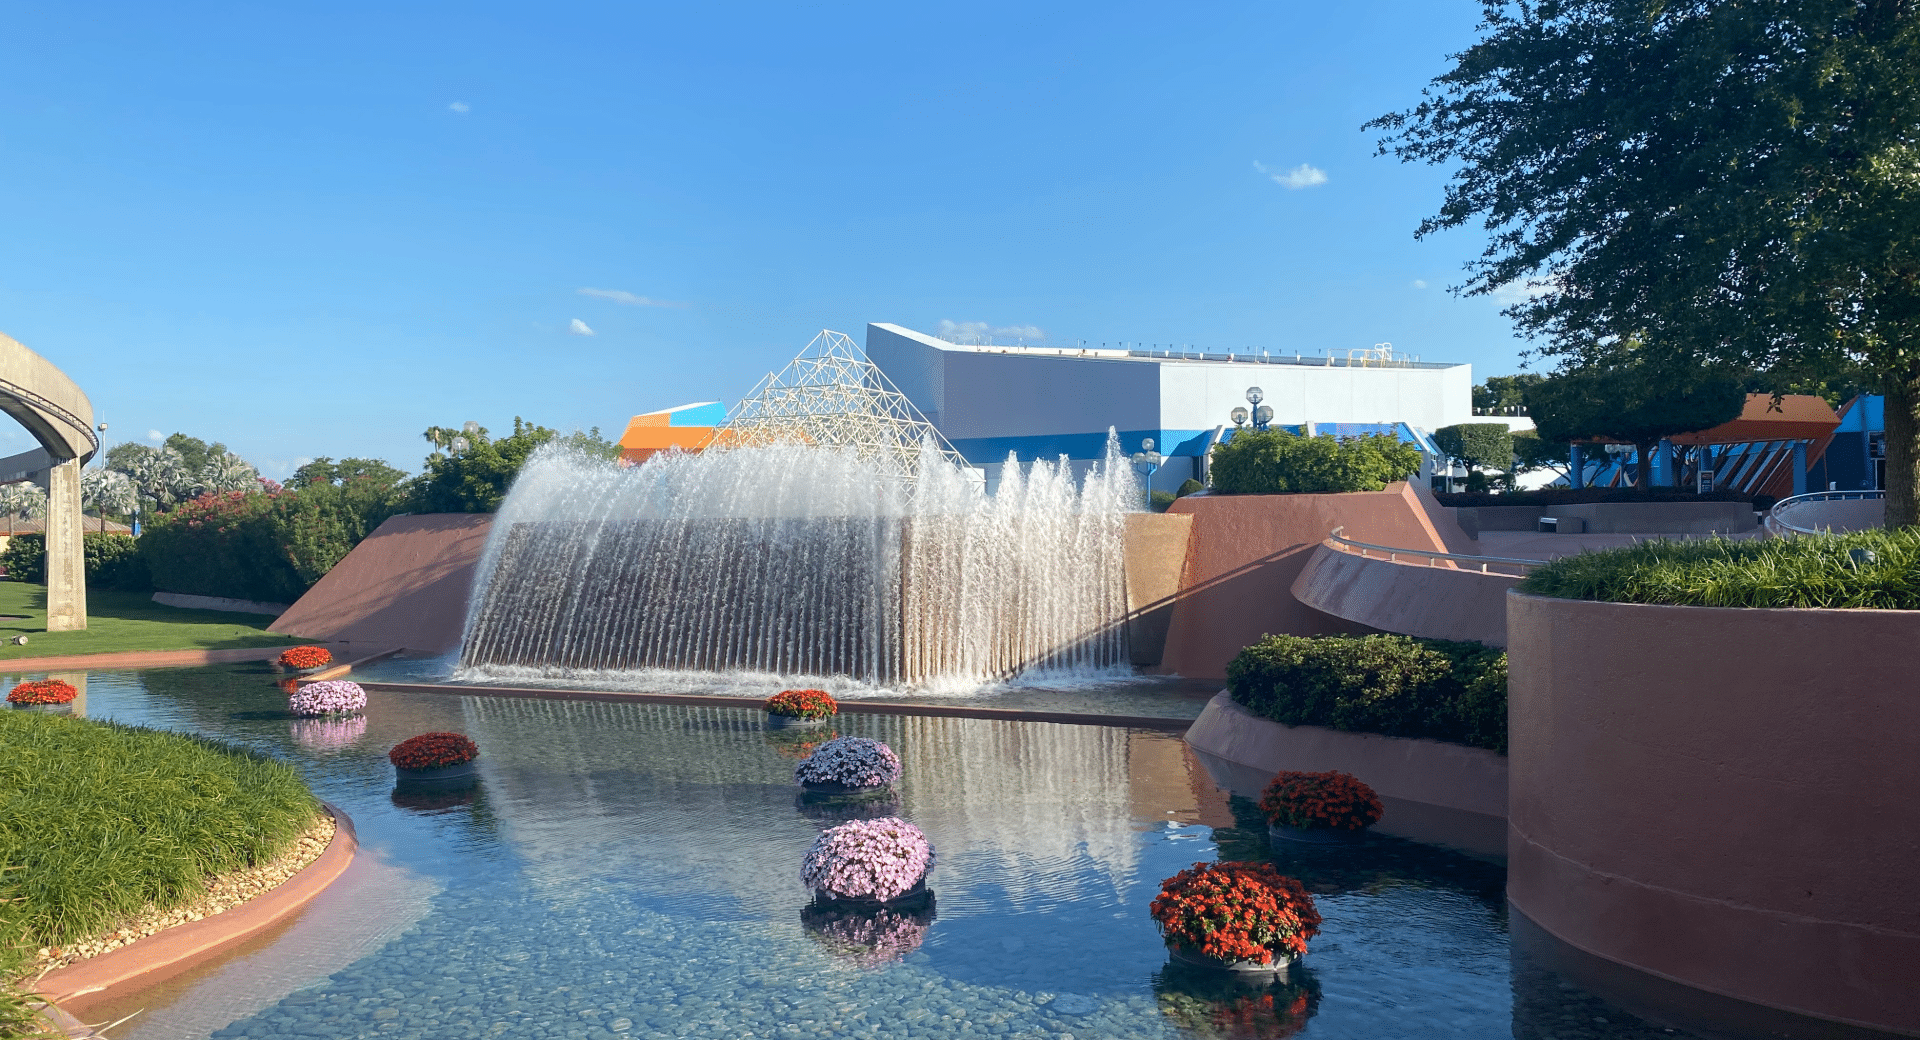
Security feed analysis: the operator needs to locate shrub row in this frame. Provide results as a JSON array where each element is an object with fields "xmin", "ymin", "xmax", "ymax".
[
  {"xmin": 1519, "ymin": 529, "xmax": 1920, "ymax": 609},
  {"xmin": 1, "ymin": 532, "xmax": 152, "ymax": 591},
  {"xmin": 1209, "ymin": 430, "xmax": 1423, "ymax": 495},
  {"xmin": 139, "ymin": 481, "xmax": 404, "ymax": 603},
  {"xmin": 1226, "ymin": 633, "xmax": 1508, "ymax": 753}
]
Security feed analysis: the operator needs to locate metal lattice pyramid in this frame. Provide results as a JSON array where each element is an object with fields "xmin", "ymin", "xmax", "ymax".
[{"xmin": 716, "ymin": 330, "xmax": 969, "ymax": 477}]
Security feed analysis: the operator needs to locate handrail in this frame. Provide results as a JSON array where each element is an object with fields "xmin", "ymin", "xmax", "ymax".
[
  {"xmin": 1327, "ymin": 526, "xmax": 1545, "ymax": 573},
  {"xmin": 1766, "ymin": 489, "xmax": 1886, "ymax": 536}
]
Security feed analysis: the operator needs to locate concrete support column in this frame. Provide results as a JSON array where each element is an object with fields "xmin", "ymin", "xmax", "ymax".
[
  {"xmin": 44, "ymin": 456, "xmax": 86, "ymax": 631},
  {"xmin": 1792, "ymin": 440, "xmax": 1809, "ymax": 497}
]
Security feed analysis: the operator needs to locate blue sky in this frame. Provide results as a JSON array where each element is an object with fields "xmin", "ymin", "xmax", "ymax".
[{"xmin": 0, "ymin": 1, "xmax": 1521, "ymax": 479}]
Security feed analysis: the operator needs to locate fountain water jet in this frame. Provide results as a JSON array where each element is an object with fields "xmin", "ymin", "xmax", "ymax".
[{"xmin": 454, "ymin": 438, "xmax": 1137, "ymax": 691}]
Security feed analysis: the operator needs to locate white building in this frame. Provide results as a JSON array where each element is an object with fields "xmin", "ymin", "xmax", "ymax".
[{"xmin": 866, "ymin": 322, "xmax": 1474, "ymax": 491}]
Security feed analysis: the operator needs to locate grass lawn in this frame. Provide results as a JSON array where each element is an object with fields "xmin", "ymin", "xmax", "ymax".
[
  {"xmin": 0, "ymin": 710, "xmax": 320, "ymax": 1035},
  {"xmin": 0, "ymin": 583, "xmax": 297, "ymax": 662}
]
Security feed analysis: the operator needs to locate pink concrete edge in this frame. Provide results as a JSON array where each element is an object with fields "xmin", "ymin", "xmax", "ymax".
[
  {"xmin": 300, "ymin": 647, "xmax": 405, "ymax": 683},
  {"xmin": 0, "ymin": 646, "xmax": 306, "ymax": 674},
  {"xmin": 31, "ymin": 801, "xmax": 359, "ymax": 1020}
]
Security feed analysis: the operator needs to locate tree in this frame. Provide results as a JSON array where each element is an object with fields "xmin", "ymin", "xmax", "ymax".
[
  {"xmin": 81, "ymin": 468, "xmax": 138, "ymax": 532},
  {"xmin": 1433, "ymin": 423, "xmax": 1514, "ymax": 491},
  {"xmin": 1209, "ymin": 430, "xmax": 1423, "ymax": 495},
  {"xmin": 1371, "ymin": 1, "xmax": 1920, "ymax": 526},
  {"xmin": 163, "ymin": 433, "xmax": 221, "ymax": 478},
  {"xmin": 0, "ymin": 482, "xmax": 45, "ymax": 538},
  {"xmin": 411, "ymin": 417, "xmax": 612, "ymax": 513},
  {"xmin": 195, "ymin": 452, "xmax": 261, "ymax": 495},
  {"xmin": 1526, "ymin": 363, "xmax": 1746, "ymax": 491},
  {"xmin": 107, "ymin": 445, "xmax": 193, "ymax": 514},
  {"xmin": 1511, "ymin": 430, "xmax": 1572, "ymax": 483},
  {"xmin": 287, "ymin": 457, "xmax": 409, "ymax": 491},
  {"xmin": 1473, "ymin": 374, "xmax": 1543, "ymax": 415}
]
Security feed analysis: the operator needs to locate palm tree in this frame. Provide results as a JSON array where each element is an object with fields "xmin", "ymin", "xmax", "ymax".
[
  {"xmin": 81, "ymin": 468, "xmax": 138, "ymax": 533},
  {"xmin": 0, "ymin": 482, "xmax": 46, "ymax": 538}
]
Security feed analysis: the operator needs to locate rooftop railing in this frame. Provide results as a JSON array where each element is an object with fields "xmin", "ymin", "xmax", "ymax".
[
  {"xmin": 1765, "ymin": 489, "xmax": 1886, "ymax": 537},
  {"xmin": 1327, "ymin": 526, "xmax": 1546, "ymax": 574}
]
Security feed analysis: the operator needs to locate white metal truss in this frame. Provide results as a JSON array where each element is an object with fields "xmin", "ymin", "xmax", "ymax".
[{"xmin": 717, "ymin": 330, "xmax": 969, "ymax": 477}]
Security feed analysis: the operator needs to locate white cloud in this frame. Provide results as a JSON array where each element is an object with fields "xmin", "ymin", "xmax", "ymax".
[
  {"xmin": 568, "ymin": 318, "xmax": 595, "ymax": 336},
  {"xmin": 1412, "ymin": 279, "xmax": 1428, "ymax": 290},
  {"xmin": 577, "ymin": 287, "xmax": 687, "ymax": 308},
  {"xmin": 449, "ymin": 101, "xmax": 470, "ymax": 114},
  {"xmin": 1490, "ymin": 277, "xmax": 1557, "ymax": 306},
  {"xmin": 937, "ymin": 320, "xmax": 1047, "ymax": 345},
  {"xmin": 146, "ymin": 429, "xmax": 163, "ymax": 442},
  {"xmin": 1254, "ymin": 160, "xmax": 1328, "ymax": 189}
]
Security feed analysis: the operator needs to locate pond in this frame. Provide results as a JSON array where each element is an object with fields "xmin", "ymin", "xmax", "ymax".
[{"xmin": 40, "ymin": 665, "xmax": 1690, "ymax": 1040}]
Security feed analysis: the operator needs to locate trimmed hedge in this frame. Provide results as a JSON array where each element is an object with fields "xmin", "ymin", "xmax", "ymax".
[
  {"xmin": 1519, "ymin": 529, "xmax": 1920, "ymax": 609},
  {"xmin": 1210, "ymin": 430, "xmax": 1423, "ymax": 495},
  {"xmin": 1, "ymin": 532, "xmax": 152, "ymax": 591},
  {"xmin": 140, "ymin": 481, "xmax": 404, "ymax": 603},
  {"xmin": 1226, "ymin": 633, "xmax": 1508, "ymax": 753}
]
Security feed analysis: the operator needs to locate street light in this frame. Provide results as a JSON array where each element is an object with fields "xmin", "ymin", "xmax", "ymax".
[
  {"xmin": 1130, "ymin": 437, "xmax": 1163, "ymax": 510},
  {"xmin": 450, "ymin": 436, "xmax": 470, "ymax": 454},
  {"xmin": 1230, "ymin": 406, "xmax": 1249, "ymax": 427},
  {"xmin": 1245, "ymin": 387, "xmax": 1270, "ymax": 431}
]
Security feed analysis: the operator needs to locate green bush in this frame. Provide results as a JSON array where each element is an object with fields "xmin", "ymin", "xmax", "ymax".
[
  {"xmin": 1176, "ymin": 478, "xmax": 1205, "ymax": 498},
  {"xmin": 1519, "ymin": 529, "xmax": 1920, "ymax": 609},
  {"xmin": 139, "ymin": 480, "xmax": 405, "ymax": 603},
  {"xmin": 1, "ymin": 533, "xmax": 152, "ymax": 591},
  {"xmin": 1149, "ymin": 490, "xmax": 1178, "ymax": 513},
  {"xmin": 1226, "ymin": 633, "xmax": 1508, "ymax": 753},
  {"xmin": 1209, "ymin": 430, "xmax": 1422, "ymax": 495}
]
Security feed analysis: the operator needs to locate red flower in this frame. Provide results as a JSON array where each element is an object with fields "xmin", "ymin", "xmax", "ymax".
[
  {"xmin": 6, "ymin": 679, "xmax": 77, "ymax": 705},
  {"xmin": 1258, "ymin": 770, "xmax": 1384, "ymax": 832},
  {"xmin": 389, "ymin": 732, "xmax": 479, "ymax": 769},
  {"xmin": 1149, "ymin": 861, "xmax": 1322, "ymax": 964},
  {"xmin": 277, "ymin": 645, "xmax": 333, "ymax": 670},
  {"xmin": 765, "ymin": 688, "xmax": 838, "ymax": 720}
]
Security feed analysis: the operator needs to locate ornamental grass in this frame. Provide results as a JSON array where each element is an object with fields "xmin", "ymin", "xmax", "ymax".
[
  {"xmin": 765, "ymin": 688, "xmax": 837, "ymax": 719},
  {"xmin": 0, "ymin": 711, "xmax": 318, "ymax": 1030},
  {"xmin": 276, "ymin": 645, "xmax": 333, "ymax": 670},
  {"xmin": 1519, "ymin": 529, "xmax": 1920, "ymax": 609},
  {"xmin": 1150, "ymin": 862, "xmax": 1322, "ymax": 965},
  {"xmin": 794, "ymin": 736, "xmax": 901, "ymax": 788},
  {"xmin": 5, "ymin": 680, "xmax": 78, "ymax": 706},
  {"xmin": 1259, "ymin": 770, "xmax": 1384, "ymax": 832},
  {"xmin": 389, "ymin": 732, "xmax": 479, "ymax": 770}
]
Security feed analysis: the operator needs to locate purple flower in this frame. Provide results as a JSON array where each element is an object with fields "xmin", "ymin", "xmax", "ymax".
[
  {"xmin": 288, "ymin": 679, "xmax": 367, "ymax": 718},
  {"xmin": 794, "ymin": 737, "xmax": 902, "ymax": 788},
  {"xmin": 801, "ymin": 817, "xmax": 934, "ymax": 902}
]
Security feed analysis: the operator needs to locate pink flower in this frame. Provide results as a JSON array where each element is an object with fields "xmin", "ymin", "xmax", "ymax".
[{"xmin": 801, "ymin": 817, "xmax": 934, "ymax": 902}]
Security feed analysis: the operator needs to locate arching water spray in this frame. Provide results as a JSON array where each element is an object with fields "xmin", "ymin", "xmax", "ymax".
[{"xmin": 455, "ymin": 434, "xmax": 1138, "ymax": 692}]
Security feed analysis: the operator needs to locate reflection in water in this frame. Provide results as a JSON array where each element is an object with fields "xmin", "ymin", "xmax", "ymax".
[
  {"xmin": 800, "ymin": 897, "xmax": 938, "ymax": 968},
  {"xmin": 63, "ymin": 665, "xmax": 1707, "ymax": 1040},
  {"xmin": 1154, "ymin": 961, "xmax": 1320, "ymax": 1040}
]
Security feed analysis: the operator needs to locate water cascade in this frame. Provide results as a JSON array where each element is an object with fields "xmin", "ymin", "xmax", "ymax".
[{"xmin": 455, "ymin": 438, "xmax": 1138, "ymax": 690}]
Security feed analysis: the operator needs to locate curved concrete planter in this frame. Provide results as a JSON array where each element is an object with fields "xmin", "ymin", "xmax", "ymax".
[
  {"xmin": 1267, "ymin": 823, "xmax": 1366, "ymax": 846},
  {"xmin": 1166, "ymin": 944, "xmax": 1298, "ymax": 976},
  {"xmin": 765, "ymin": 713, "xmax": 832, "ymax": 730},
  {"xmin": 1291, "ymin": 543, "xmax": 1518, "ymax": 647},
  {"xmin": 35, "ymin": 802, "xmax": 358, "ymax": 1017},
  {"xmin": 1507, "ymin": 591, "xmax": 1920, "ymax": 1037}
]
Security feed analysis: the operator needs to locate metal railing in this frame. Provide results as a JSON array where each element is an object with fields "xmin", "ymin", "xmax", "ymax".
[
  {"xmin": 1765, "ymin": 489, "xmax": 1886, "ymax": 537},
  {"xmin": 1327, "ymin": 526, "xmax": 1546, "ymax": 574}
]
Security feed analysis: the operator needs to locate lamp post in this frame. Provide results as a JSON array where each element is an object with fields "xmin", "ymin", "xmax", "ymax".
[
  {"xmin": 1130, "ymin": 437, "xmax": 1163, "ymax": 509},
  {"xmin": 1244, "ymin": 387, "xmax": 1272, "ymax": 431}
]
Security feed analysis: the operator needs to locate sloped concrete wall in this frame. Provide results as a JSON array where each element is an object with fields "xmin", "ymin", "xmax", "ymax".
[
  {"xmin": 270, "ymin": 514, "xmax": 493, "ymax": 653},
  {"xmin": 1507, "ymin": 591, "xmax": 1920, "ymax": 1035},
  {"xmin": 1291, "ymin": 544, "xmax": 1518, "ymax": 646}
]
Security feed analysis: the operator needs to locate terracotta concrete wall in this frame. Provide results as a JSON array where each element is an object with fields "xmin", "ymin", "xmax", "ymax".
[
  {"xmin": 1507, "ymin": 592, "xmax": 1920, "ymax": 1035},
  {"xmin": 270, "ymin": 514, "xmax": 493, "ymax": 653},
  {"xmin": 1290, "ymin": 544, "xmax": 1518, "ymax": 646},
  {"xmin": 1156, "ymin": 483, "xmax": 1474, "ymax": 680},
  {"xmin": 1122, "ymin": 512, "xmax": 1193, "ymax": 665}
]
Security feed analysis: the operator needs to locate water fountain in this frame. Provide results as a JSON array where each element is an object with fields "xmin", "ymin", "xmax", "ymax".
[{"xmin": 455, "ymin": 332, "xmax": 1138, "ymax": 691}]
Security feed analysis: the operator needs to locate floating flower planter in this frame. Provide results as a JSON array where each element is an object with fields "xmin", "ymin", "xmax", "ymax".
[
  {"xmin": 1260, "ymin": 770, "xmax": 1383, "ymax": 846},
  {"xmin": 390, "ymin": 732, "xmax": 480, "ymax": 782},
  {"xmin": 801, "ymin": 817, "xmax": 934, "ymax": 910},
  {"xmin": 288, "ymin": 679, "xmax": 367, "ymax": 718},
  {"xmin": 6, "ymin": 679, "xmax": 76, "ymax": 713},
  {"xmin": 765, "ymin": 688, "xmax": 837, "ymax": 729},
  {"xmin": 273, "ymin": 645, "xmax": 333, "ymax": 675},
  {"xmin": 793, "ymin": 736, "xmax": 900, "ymax": 800},
  {"xmin": 1150, "ymin": 862, "xmax": 1322, "ymax": 977}
]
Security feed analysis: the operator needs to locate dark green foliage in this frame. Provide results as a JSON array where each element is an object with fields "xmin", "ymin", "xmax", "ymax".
[
  {"xmin": 1369, "ymin": 1, "xmax": 1920, "ymax": 526},
  {"xmin": 1433, "ymin": 423, "xmax": 1514, "ymax": 480},
  {"xmin": 1520, "ymin": 529, "xmax": 1920, "ymax": 609},
  {"xmin": 1210, "ymin": 430, "xmax": 1422, "ymax": 495},
  {"xmin": 139, "ymin": 480, "xmax": 407, "ymax": 603},
  {"xmin": 411, "ymin": 418, "xmax": 618, "ymax": 514},
  {"xmin": 1473, "ymin": 373, "xmax": 1543, "ymax": 414},
  {"xmin": 1176, "ymin": 478, "xmax": 1205, "ymax": 498},
  {"xmin": 1526, "ymin": 363, "xmax": 1745, "ymax": 489},
  {"xmin": 1, "ymin": 533, "xmax": 151, "ymax": 591},
  {"xmin": 1510, "ymin": 430, "xmax": 1569, "ymax": 481},
  {"xmin": 1149, "ymin": 490, "xmax": 1177, "ymax": 513},
  {"xmin": 0, "ymin": 712, "xmax": 317, "ymax": 1009},
  {"xmin": 286, "ymin": 456, "xmax": 408, "ymax": 492},
  {"xmin": 1226, "ymin": 633, "xmax": 1508, "ymax": 753}
]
